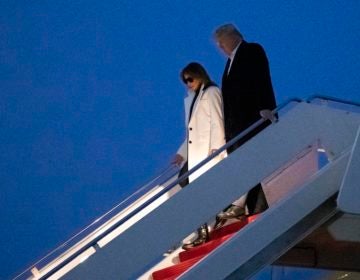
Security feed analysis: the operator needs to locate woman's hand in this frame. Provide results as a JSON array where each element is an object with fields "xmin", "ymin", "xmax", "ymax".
[
  {"xmin": 209, "ymin": 149, "xmax": 217, "ymax": 155},
  {"xmin": 171, "ymin": 154, "xmax": 184, "ymax": 166}
]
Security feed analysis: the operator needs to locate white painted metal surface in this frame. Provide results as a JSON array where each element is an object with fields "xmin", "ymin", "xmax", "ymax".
[
  {"xmin": 27, "ymin": 174, "xmax": 180, "ymax": 280},
  {"xmin": 338, "ymin": 126, "xmax": 360, "ymax": 214},
  {"xmin": 180, "ymin": 150, "xmax": 349, "ymax": 280},
  {"xmin": 262, "ymin": 145, "xmax": 319, "ymax": 206},
  {"xmin": 61, "ymin": 102, "xmax": 360, "ymax": 280}
]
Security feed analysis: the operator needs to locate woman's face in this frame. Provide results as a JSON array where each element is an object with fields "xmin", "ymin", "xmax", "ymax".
[{"xmin": 183, "ymin": 74, "xmax": 202, "ymax": 91}]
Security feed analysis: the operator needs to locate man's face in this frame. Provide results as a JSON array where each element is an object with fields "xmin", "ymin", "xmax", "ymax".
[{"xmin": 216, "ymin": 35, "xmax": 237, "ymax": 56}]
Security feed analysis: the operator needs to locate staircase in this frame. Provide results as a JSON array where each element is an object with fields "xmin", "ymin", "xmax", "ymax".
[
  {"xmin": 152, "ymin": 215, "xmax": 259, "ymax": 280},
  {"xmin": 17, "ymin": 96, "xmax": 360, "ymax": 280}
]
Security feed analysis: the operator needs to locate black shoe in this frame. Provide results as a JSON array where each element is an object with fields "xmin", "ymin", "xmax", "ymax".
[
  {"xmin": 216, "ymin": 205, "xmax": 245, "ymax": 220},
  {"xmin": 182, "ymin": 224, "xmax": 209, "ymax": 250}
]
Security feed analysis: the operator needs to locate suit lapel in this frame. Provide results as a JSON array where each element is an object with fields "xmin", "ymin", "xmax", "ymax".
[
  {"xmin": 222, "ymin": 41, "xmax": 247, "ymax": 81},
  {"xmin": 223, "ymin": 58, "xmax": 231, "ymax": 79},
  {"xmin": 184, "ymin": 94, "xmax": 193, "ymax": 125},
  {"xmin": 188, "ymin": 84, "xmax": 205, "ymax": 124}
]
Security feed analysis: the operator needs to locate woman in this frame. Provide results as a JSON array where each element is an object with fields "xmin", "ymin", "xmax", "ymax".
[{"xmin": 172, "ymin": 62, "xmax": 226, "ymax": 249}]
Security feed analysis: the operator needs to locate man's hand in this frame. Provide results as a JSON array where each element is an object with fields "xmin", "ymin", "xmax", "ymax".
[{"xmin": 171, "ymin": 154, "xmax": 184, "ymax": 166}]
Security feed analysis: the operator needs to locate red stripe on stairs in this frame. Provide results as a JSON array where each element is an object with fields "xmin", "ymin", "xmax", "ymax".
[
  {"xmin": 179, "ymin": 233, "xmax": 233, "ymax": 262},
  {"xmin": 151, "ymin": 214, "xmax": 260, "ymax": 280},
  {"xmin": 152, "ymin": 256, "xmax": 203, "ymax": 280}
]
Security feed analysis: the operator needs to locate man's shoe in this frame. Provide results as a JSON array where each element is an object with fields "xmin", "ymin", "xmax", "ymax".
[
  {"xmin": 217, "ymin": 205, "xmax": 245, "ymax": 220},
  {"xmin": 182, "ymin": 224, "xmax": 209, "ymax": 250}
]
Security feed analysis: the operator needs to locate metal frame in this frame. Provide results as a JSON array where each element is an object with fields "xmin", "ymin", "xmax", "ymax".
[{"xmin": 14, "ymin": 95, "xmax": 360, "ymax": 280}]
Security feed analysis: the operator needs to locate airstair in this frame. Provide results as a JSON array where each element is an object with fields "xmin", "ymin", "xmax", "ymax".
[{"xmin": 15, "ymin": 96, "xmax": 360, "ymax": 280}]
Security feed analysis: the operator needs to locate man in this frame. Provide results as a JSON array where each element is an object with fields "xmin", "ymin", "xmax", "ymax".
[{"xmin": 214, "ymin": 23, "xmax": 277, "ymax": 222}]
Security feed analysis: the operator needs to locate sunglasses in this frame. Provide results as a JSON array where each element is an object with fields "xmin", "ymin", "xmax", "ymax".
[{"xmin": 183, "ymin": 77, "xmax": 194, "ymax": 84}]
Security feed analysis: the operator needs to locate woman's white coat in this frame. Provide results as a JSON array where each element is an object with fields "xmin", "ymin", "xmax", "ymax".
[{"xmin": 177, "ymin": 84, "xmax": 226, "ymax": 182}]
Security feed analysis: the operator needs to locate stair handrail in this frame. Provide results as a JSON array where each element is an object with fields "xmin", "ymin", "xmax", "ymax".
[
  {"xmin": 34, "ymin": 97, "xmax": 304, "ymax": 280},
  {"xmin": 13, "ymin": 97, "xmax": 359, "ymax": 280},
  {"xmin": 13, "ymin": 165, "xmax": 180, "ymax": 280},
  {"xmin": 307, "ymin": 94, "xmax": 360, "ymax": 107}
]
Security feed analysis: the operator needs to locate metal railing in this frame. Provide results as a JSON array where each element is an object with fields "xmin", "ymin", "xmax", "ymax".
[
  {"xmin": 307, "ymin": 94, "xmax": 360, "ymax": 107},
  {"xmin": 18, "ymin": 95, "xmax": 360, "ymax": 279},
  {"xmin": 33, "ymin": 97, "xmax": 304, "ymax": 280},
  {"xmin": 13, "ymin": 165, "xmax": 180, "ymax": 280}
]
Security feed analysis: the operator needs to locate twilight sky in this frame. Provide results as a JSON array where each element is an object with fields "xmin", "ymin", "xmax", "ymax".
[{"xmin": 1, "ymin": 1, "xmax": 360, "ymax": 279}]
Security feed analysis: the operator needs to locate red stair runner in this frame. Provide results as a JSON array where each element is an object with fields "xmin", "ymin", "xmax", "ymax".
[
  {"xmin": 152, "ymin": 214, "xmax": 259, "ymax": 280},
  {"xmin": 152, "ymin": 256, "xmax": 203, "ymax": 280},
  {"xmin": 179, "ymin": 233, "xmax": 233, "ymax": 262},
  {"xmin": 179, "ymin": 214, "xmax": 259, "ymax": 262}
]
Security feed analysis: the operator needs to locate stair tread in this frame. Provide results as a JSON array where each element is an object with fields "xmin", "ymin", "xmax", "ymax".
[
  {"xmin": 152, "ymin": 214, "xmax": 260, "ymax": 280},
  {"xmin": 152, "ymin": 256, "xmax": 203, "ymax": 280}
]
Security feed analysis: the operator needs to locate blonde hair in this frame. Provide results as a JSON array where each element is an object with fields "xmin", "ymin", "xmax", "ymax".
[{"xmin": 214, "ymin": 23, "xmax": 243, "ymax": 40}]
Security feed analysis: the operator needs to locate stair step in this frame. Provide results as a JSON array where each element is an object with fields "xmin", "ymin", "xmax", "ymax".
[
  {"xmin": 152, "ymin": 214, "xmax": 260, "ymax": 280},
  {"xmin": 179, "ymin": 214, "xmax": 259, "ymax": 262},
  {"xmin": 152, "ymin": 256, "xmax": 203, "ymax": 280},
  {"xmin": 210, "ymin": 217, "xmax": 250, "ymax": 240},
  {"xmin": 179, "ymin": 233, "xmax": 233, "ymax": 262}
]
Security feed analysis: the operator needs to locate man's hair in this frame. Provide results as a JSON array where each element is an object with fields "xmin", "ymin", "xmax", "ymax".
[{"xmin": 214, "ymin": 23, "xmax": 243, "ymax": 40}]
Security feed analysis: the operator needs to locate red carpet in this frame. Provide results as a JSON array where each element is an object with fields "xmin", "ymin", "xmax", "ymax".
[{"xmin": 152, "ymin": 214, "xmax": 259, "ymax": 280}]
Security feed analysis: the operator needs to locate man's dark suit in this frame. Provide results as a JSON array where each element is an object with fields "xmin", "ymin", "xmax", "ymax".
[{"xmin": 222, "ymin": 40, "xmax": 276, "ymax": 214}]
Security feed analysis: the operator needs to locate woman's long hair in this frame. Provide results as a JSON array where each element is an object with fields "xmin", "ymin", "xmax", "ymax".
[{"xmin": 180, "ymin": 62, "xmax": 214, "ymax": 86}]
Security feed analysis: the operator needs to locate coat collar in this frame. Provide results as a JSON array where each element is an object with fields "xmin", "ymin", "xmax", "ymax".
[
  {"xmin": 223, "ymin": 41, "xmax": 247, "ymax": 79},
  {"xmin": 233, "ymin": 40, "xmax": 247, "ymax": 59},
  {"xmin": 184, "ymin": 83, "xmax": 206, "ymax": 123}
]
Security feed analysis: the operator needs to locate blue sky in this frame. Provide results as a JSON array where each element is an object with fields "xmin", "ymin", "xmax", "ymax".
[{"xmin": 1, "ymin": 1, "xmax": 359, "ymax": 279}]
